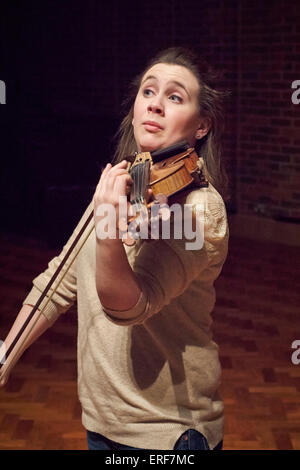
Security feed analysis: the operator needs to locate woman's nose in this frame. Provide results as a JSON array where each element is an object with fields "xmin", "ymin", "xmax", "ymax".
[{"xmin": 147, "ymin": 98, "xmax": 164, "ymax": 115}]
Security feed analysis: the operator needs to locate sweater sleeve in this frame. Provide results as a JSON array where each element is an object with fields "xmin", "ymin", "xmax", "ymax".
[
  {"xmin": 22, "ymin": 202, "xmax": 94, "ymax": 324},
  {"xmin": 103, "ymin": 187, "xmax": 229, "ymax": 326}
]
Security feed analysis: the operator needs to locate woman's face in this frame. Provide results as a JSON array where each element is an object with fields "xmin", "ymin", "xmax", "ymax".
[{"xmin": 133, "ymin": 63, "xmax": 204, "ymax": 152}]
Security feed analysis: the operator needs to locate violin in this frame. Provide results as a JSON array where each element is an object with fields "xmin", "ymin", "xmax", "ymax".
[
  {"xmin": 0, "ymin": 140, "xmax": 208, "ymax": 372},
  {"xmin": 121, "ymin": 140, "xmax": 208, "ymax": 245}
]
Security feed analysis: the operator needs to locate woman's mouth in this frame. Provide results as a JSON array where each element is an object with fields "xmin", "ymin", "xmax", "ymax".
[{"xmin": 143, "ymin": 121, "xmax": 163, "ymax": 132}]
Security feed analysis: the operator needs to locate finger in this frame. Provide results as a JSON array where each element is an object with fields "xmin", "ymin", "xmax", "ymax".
[
  {"xmin": 105, "ymin": 170, "xmax": 133, "ymax": 194},
  {"xmin": 101, "ymin": 163, "xmax": 112, "ymax": 175},
  {"xmin": 98, "ymin": 168, "xmax": 132, "ymax": 198},
  {"xmin": 107, "ymin": 160, "xmax": 128, "ymax": 171},
  {"xmin": 99, "ymin": 160, "xmax": 129, "ymax": 186},
  {"xmin": 105, "ymin": 163, "xmax": 130, "ymax": 181},
  {"xmin": 102, "ymin": 163, "xmax": 131, "ymax": 185},
  {"xmin": 112, "ymin": 173, "xmax": 133, "ymax": 199},
  {"xmin": 145, "ymin": 188, "xmax": 153, "ymax": 203},
  {"xmin": 95, "ymin": 163, "xmax": 112, "ymax": 191},
  {"xmin": 95, "ymin": 161, "xmax": 130, "ymax": 199},
  {"xmin": 0, "ymin": 374, "xmax": 8, "ymax": 387},
  {"xmin": 103, "ymin": 160, "xmax": 127, "ymax": 171},
  {"xmin": 98, "ymin": 160, "xmax": 126, "ymax": 182}
]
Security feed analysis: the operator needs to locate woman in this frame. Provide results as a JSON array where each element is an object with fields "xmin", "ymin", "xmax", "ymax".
[{"xmin": 0, "ymin": 47, "xmax": 229, "ymax": 450}]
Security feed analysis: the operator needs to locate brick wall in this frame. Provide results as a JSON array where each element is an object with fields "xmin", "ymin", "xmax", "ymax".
[
  {"xmin": 237, "ymin": 0, "xmax": 300, "ymax": 221},
  {"xmin": 100, "ymin": 0, "xmax": 239, "ymax": 209},
  {"xmin": 108, "ymin": 0, "xmax": 300, "ymax": 222},
  {"xmin": 1, "ymin": 0, "xmax": 299, "ymax": 242}
]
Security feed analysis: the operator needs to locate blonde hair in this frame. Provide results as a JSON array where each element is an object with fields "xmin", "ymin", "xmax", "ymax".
[{"xmin": 111, "ymin": 47, "xmax": 230, "ymax": 201}]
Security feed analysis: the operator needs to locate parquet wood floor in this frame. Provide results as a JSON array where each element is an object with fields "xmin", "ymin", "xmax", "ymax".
[{"xmin": 0, "ymin": 231, "xmax": 299, "ymax": 450}]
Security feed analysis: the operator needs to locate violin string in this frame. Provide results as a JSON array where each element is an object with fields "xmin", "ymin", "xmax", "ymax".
[
  {"xmin": 138, "ymin": 160, "xmax": 150, "ymax": 234},
  {"xmin": 138, "ymin": 163, "xmax": 142, "ymax": 203},
  {"xmin": 136, "ymin": 163, "xmax": 140, "ymax": 203},
  {"xmin": 137, "ymin": 164, "xmax": 143, "ymax": 229},
  {"xmin": 128, "ymin": 164, "xmax": 139, "ymax": 238},
  {"xmin": 142, "ymin": 161, "xmax": 150, "ymax": 236},
  {"xmin": 128, "ymin": 160, "xmax": 150, "ymax": 239}
]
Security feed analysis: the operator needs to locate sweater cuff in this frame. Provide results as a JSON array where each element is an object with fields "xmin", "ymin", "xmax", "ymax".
[
  {"xmin": 102, "ymin": 290, "xmax": 148, "ymax": 326},
  {"xmin": 22, "ymin": 286, "xmax": 60, "ymax": 324}
]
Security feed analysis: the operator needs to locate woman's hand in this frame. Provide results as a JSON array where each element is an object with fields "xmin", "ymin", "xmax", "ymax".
[
  {"xmin": 93, "ymin": 160, "xmax": 142, "ymax": 312},
  {"xmin": 0, "ymin": 342, "xmax": 8, "ymax": 387},
  {"xmin": 0, "ymin": 370, "xmax": 9, "ymax": 388},
  {"xmin": 93, "ymin": 160, "xmax": 133, "ymax": 241}
]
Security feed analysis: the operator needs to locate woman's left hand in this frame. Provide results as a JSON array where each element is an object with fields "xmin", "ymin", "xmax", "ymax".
[{"xmin": 93, "ymin": 160, "xmax": 133, "ymax": 241}]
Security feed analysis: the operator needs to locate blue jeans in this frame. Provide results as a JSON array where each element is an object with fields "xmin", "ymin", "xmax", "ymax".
[{"xmin": 86, "ymin": 429, "xmax": 223, "ymax": 450}]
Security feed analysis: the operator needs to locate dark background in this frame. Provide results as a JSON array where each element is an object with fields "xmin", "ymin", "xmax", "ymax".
[{"xmin": 0, "ymin": 0, "xmax": 299, "ymax": 247}]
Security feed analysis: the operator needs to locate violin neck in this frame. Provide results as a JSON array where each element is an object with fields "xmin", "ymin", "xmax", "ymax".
[
  {"xmin": 128, "ymin": 140, "xmax": 193, "ymax": 205},
  {"xmin": 129, "ymin": 159, "xmax": 150, "ymax": 205}
]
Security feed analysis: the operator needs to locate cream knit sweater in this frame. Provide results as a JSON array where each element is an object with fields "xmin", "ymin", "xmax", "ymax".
[{"xmin": 23, "ymin": 183, "xmax": 229, "ymax": 450}]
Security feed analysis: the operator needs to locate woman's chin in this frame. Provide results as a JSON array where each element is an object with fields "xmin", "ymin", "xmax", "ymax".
[
  {"xmin": 137, "ymin": 134, "xmax": 183, "ymax": 153},
  {"xmin": 138, "ymin": 139, "xmax": 163, "ymax": 153},
  {"xmin": 137, "ymin": 134, "xmax": 187, "ymax": 153}
]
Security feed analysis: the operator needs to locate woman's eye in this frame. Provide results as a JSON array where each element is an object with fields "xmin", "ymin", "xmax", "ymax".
[
  {"xmin": 169, "ymin": 94, "xmax": 183, "ymax": 103},
  {"xmin": 143, "ymin": 88, "xmax": 154, "ymax": 97}
]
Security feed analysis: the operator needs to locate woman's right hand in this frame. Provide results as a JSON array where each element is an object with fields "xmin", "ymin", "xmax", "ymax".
[
  {"xmin": 0, "ymin": 341, "xmax": 8, "ymax": 387},
  {"xmin": 0, "ymin": 371, "xmax": 9, "ymax": 388},
  {"xmin": 0, "ymin": 305, "xmax": 50, "ymax": 390},
  {"xmin": 0, "ymin": 341, "xmax": 10, "ymax": 387}
]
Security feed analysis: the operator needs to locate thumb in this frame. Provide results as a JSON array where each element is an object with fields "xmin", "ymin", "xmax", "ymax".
[
  {"xmin": 145, "ymin": 188, "xmax": 153, "ymax": 203},
  {"xmin": 0, "ymin": 372, "xmax": 9, "ymax": 388}
]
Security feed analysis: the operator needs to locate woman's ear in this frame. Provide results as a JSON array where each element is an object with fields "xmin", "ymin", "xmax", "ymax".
[{"xmin": 195, "ymin": 118, "xmax": 211, "ymax": 140}]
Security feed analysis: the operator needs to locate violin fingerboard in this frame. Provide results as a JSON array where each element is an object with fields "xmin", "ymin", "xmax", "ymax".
[{"xmin": 129, "ymin": 160, "xmax": 151, "ymax": 205}]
